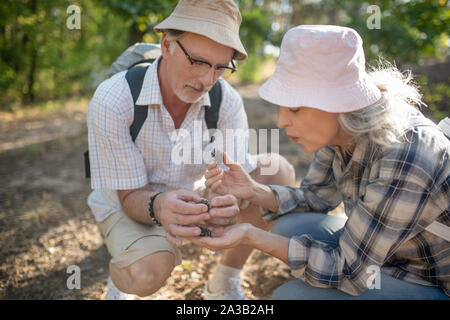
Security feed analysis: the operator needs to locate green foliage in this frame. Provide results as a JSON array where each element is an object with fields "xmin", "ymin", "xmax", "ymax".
[
  {"xmin": 417, "ymin": 75, "xmax": 450, "ymax": 122},
  {"xmin": 237, "ymin": 55, "xmax": 264, "ymax": 84},
  {"xmin": 334, "ymin": 0, "xmax": 449, "ymax": 64},
  {"xmin": 0, "ymin": 0, "xmax": 448, "ymax": 119}
]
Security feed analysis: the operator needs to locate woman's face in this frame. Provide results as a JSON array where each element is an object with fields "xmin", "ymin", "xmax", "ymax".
[{"xmin": 277, "ymin": 106, "xmax": 352, "ymax": 153}]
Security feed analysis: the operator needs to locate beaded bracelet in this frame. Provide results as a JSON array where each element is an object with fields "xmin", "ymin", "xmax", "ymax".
[{"xmin": 148, "ymin": 192, "xmax": 163, "ymax": 226}]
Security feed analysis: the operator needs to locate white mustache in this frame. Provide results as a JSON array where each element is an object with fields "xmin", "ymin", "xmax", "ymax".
[{"xmin": 186, "ymin": 83, "xmax": 212, "ymax": 93}]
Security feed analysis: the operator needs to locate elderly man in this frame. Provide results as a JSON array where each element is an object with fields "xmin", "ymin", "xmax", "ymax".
[{"xmin": 87, "ymin": 0, "xmax": 295, "ymax": 300}]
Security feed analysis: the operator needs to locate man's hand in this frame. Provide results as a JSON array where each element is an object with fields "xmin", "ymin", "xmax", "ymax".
[
  {"xmin": 207, "ymin": 194, "xmax": 239, "ymax": 227},
  {"xmin": 153, "ymin": 190, "xmax": 210, "ymax": 246}
]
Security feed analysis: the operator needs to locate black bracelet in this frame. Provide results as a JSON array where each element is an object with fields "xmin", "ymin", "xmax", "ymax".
[{"xmin": 148, "ymin": 192, "xmax": 163, "ymax": 226}]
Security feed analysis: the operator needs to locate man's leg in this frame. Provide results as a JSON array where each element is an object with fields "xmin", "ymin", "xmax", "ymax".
[
  {"xmin": 110, "ymin": 251, "xmax": 175, "ymax": 297},
  {"xmin": 205, "ymin": 153, "xmax": 296, "ymax": 299},
  {"xmin": 99, "ymin": 210, "xmax": 182, "ymax": 299}
]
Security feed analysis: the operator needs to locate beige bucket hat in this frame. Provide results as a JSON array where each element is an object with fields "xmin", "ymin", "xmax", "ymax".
[{"xmin": 154, "ymin": 0, "xmax": 247, "ymax": 61}]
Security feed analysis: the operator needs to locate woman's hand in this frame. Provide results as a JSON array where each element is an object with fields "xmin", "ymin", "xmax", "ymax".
[
  {"xmin": 186, "ymin": 223, "xmax": 253, "ymax": 251},
  {"xmin": 205, "ymin": 151, "xmax": 255, "ymax": 200}
]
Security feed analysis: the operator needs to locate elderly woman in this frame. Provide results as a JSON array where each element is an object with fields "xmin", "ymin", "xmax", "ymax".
[{"xmin": 188, "ymin": 25, "xmax": 449, "ymax": 299}]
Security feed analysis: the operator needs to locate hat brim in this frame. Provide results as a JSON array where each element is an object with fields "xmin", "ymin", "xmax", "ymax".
[
  {"xmin": 154, "ymin": 15, "xmax": 247, "ymax": 61},
  {"xmin": 258, "ymin": 74, "xmax": 382, "ymax": 113}
]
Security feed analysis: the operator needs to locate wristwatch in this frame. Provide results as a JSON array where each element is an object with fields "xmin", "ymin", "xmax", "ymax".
[{"xmin": 148, "ymin": 192, "xmax": 163, "ymax": 226}]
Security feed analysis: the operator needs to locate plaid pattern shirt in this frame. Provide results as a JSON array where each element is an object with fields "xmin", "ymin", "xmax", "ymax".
[
  {"xmin": 87, "ymin": 56, "xmax": 256, "ymax": 222},
  {"xmin": 265, "ymin": 114, "xmax": 450, "ymax": 296}
]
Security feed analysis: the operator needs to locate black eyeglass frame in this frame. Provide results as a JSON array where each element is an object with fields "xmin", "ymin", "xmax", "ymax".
[{"xmin": 175, "ymin": 39, "xmax": 237, "ymax": 75}]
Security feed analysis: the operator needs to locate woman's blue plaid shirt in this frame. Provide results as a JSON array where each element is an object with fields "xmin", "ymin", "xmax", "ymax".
[{"xmin": 265, "ymin": 114, "xmax": 449, "ymax": 297}]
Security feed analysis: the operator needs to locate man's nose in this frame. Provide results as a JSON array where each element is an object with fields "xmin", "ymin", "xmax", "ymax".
[{"xmin": 198, "ymin": 68, "xmax": 216, "ymax": 88}]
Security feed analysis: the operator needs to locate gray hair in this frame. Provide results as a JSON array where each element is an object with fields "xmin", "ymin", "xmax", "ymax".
[
  {"xmin": 159, "ymin": 29, "xmax": 185, "ymax": 53},
  {"xmin": 338, "ymin": 60, "xmax": 424, "ymax": 148}
]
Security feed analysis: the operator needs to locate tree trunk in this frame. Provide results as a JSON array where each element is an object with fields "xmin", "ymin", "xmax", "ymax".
[
  {"xmin": 290, "ymin": 0, "xmax": 304, "ymax": 27},
  {"xmin": 24, "ymin": 0, "xmax": 38, "ymax": 103}
]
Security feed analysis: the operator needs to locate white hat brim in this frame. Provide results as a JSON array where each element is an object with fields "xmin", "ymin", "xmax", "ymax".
[{"xmin": 258, "ymin": 75, "xmax": 382, "ymax": 113}]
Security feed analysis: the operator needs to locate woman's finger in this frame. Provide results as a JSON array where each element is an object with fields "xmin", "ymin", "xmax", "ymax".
[
  {"xmin": 205, "ymin": 167, "xmax": 222, "ymax": 180},
  {"xmin": 205, "ymin": 173, "xmax": 222, "ymax": 189},
  {"xmin": 207, "ymin": 162, "xmax": 217, "ymax": 171},
  {"xmin": 210, "ymin": 179, "xmax": 223, "ymax": 193}
]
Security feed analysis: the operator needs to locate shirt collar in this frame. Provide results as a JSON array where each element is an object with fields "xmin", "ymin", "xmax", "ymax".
[{"xmin": 135, "ymin": 55, "xmax": 211, "ymax": 108}]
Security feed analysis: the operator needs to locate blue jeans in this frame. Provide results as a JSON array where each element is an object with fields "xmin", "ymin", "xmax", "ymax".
[{"xmin": 270, "ymin": 213, "xmax": 448, "ymax": 300}]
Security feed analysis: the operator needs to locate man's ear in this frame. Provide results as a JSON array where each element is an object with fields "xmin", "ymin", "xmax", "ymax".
[{"xmin": 160, "ymin": 33, "xmax": 171, "ymax": 59}]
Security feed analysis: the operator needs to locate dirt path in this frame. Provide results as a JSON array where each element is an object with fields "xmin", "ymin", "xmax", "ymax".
[{"xmin": 0, "ymin": 84, "xmax": 321, "ymax": 300}]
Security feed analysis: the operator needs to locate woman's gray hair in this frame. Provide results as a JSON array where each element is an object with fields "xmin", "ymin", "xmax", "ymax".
[{"xmin": 338, "ymin": 60, "xmax": 425, "ymax": 148}]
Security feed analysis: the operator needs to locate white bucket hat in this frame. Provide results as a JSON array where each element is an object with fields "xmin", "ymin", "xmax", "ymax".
[
  {"xmin": 154, "ymin": 0, "xmax": 247, "ymax": 61},
  {"xmin": 259, "ymin": 25, "xmax": 382, "ymax": 112}
]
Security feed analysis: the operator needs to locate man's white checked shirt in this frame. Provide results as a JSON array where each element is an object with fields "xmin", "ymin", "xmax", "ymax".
[{"xmin": 86, "ymin": 56, "xmax": 256, "ymax": 222}]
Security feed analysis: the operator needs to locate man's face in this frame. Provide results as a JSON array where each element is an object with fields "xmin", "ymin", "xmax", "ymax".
[{"xmin": 161, "ymin": 32, "xmax": 234, "ymax": 104}]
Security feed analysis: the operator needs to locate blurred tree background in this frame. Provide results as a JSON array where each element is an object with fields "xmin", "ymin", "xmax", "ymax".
[{"xmin": 0, "ymin": 0, "xmax": 448, "ymax": 120}]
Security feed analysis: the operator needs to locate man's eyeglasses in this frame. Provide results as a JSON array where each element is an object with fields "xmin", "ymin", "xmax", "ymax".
[{"xmin": 176, "ymin": 40, "xmax": 236, "ymax": 79}]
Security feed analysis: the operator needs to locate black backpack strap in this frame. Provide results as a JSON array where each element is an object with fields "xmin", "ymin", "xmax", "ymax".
[
  {"xmin": 126, "ymin": 64, "xmax": 150, "ymax": 142},
  {"xmin": 127, "ymin": 58, "xmax": 156, "ymax": 70},
  {"xmin": 205, "ymin": 80, "xmax": 222, "ymax": 142},
  {"xmin": 84, "ymin": 63, "xmax": 150, "ymax": 179}
]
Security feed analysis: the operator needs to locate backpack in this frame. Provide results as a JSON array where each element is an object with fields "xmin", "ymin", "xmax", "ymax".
[{"xmin": 84, "ymin": 43, "xmax": 222, "ymax": 178}]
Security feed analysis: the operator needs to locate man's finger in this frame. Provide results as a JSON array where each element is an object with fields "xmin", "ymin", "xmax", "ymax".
[
  {"xmin": 211, "ymin": 194, "xmax": 237, "ymax": 208},
  {"xmin": 166, "ymin": 232, "xmax": 183, "ymax": 247},
  {"xmin": 167, "ymin": 224, "xmax": 201, "ymax": 238},
  {"xmin": 177, "ymin": 190, "xmax": 203, "ymax": 203},
  {"xmin": 172, "ymin": 212, "xmax": 210, "ymax": 225},
  {"xmin": 172, "ymin": 199, "xmax": 208, "ymax": 214},
  {"xmin": 208, "ymin": 216, "xmax": 237, "ymax": 226},
  {"xmin": 210, "ymin": 205, "xmax": 239, "ymax": 218}
]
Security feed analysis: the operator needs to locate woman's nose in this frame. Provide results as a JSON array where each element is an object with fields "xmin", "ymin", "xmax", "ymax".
[{"xmin": 277, "ymin": 108, "xmax": 291, "ymax": 129}]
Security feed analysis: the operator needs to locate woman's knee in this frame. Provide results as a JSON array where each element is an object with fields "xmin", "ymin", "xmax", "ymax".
[
  {"xmin": 271, "ymin": 213, "xmax": 323, "ymax": 238},
  {"xmin": 271, "ymin": 213, "xmax": 346, "ymax": 246}
]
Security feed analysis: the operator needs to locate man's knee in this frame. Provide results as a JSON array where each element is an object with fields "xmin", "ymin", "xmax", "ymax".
[
  {"xmin": 110, "ymin": 251, "xmax": 175, "ymax": 297},
  {"xmin": 252, "ymin": 153, "xmax": 296, "ymax": 186}
]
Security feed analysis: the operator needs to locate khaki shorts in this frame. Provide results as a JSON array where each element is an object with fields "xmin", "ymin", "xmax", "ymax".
[{"xmin": 98, "ymin": 210, "xmax": 183, "ymax": 269}]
